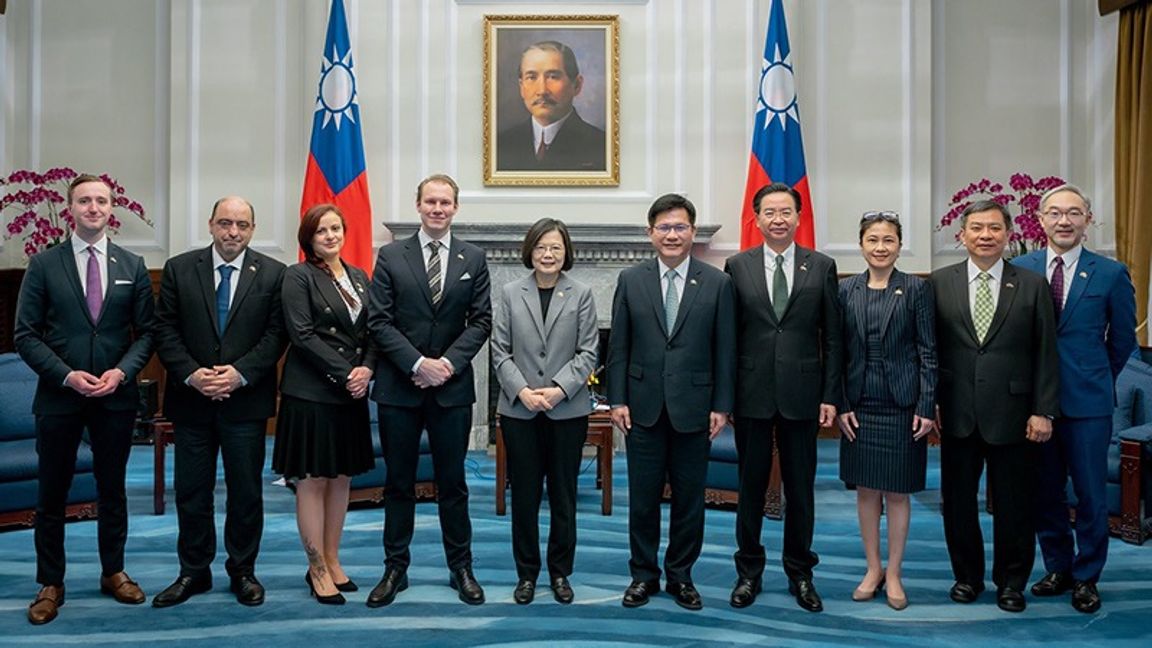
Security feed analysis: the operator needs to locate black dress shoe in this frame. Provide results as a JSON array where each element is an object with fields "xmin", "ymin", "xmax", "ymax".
[
  {"xmin": 1071, "ymin": 581, "xmax": 1101, "ymax": 613},
  {"xmin": 365, "ymin": 568, "xmax": 408, "ymax": 608},
  {"xmin": 152, "ymin": 575, "xmax": 212, "ymax": 608},
  {"xmin": 334, "ymin": 579, "xmax": 358, "ymax": 593},
  {"xmin": 550, "ymin": 576, "xmax": 574, "ymax": 604},
  {"xmin": 788, "ymin": 578, "xmax": 823, "ymax": 612},
  {"xmin": 513, "ymin": 579, "xmax": 535, "ymax": 605},
  {"xmin": 948, "ymin": 581, "xmax": 984, "ymax": 604},
  {"xmin": 996, "ymin": 586, "xmax": 1026, "ymax": 613},
  {"xmin": 230, "ymin": 574, "xmax": 265, "ymax": 606},
  {"xmin": 621, "ymin": 580, "xmax": 659, "ymax": 608},
  {"xmin": 449, "ymin": 567, "xmax": 485, "ymax": 605},
  {"xmin": 729, "ymin": 578, "xmax": 761, "ymax": 608},
  {"xmin": 665, "ymin": 582, "xmax": 703, "ymax": 611},
  {"xmin": 1030, "ymin": 572, "xmax": 1073, "ymax": 597}
]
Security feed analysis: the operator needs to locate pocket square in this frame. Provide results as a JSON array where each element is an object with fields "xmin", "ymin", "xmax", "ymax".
[
  {"xmin": 460, "ymin": 272, "xmax": 472, "ymax": 280},
  {"xmin": 114, "ymin": 279, "xmax": 134, "ymax": 285}
]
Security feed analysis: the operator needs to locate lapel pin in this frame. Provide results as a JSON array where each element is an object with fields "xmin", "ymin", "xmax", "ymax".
[
  {"xmin": 895, "ymin": 288, "xmax": 904, "ymax": 295},
  {"xmin": 1006, "ymin": 282, "xmax": 1015, "ymax": 289},
  {"xmin": 557, "ymin": 291, "xmax": 564, "ymax": 297},
  {"xmin": 1079, "ymin": 271, "xmax": 1087, "ymax": 278},
  {"xmin": 355, "ymin": 282, "xmax": 364, "ymax": 293},
  {"xmin": 110, "ymin": 256, "xmax": 118, "ymax": 264},
  {"xmin": 689, "ymin": 278, "xmax": 698, "ymax": 285},
  {"xmin": 800, "ymin": 263, "xmax": 809, "ymax": 272},
  {"xmin": 248, "ymin": 265, "xmax": 256, "ymax": 272},
  {"xmin": 457, "ymin": 253, "xmax": 465, "ymax": 260}
]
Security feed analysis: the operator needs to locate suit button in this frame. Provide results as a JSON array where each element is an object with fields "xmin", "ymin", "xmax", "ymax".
[
  {"xmin": 324, "ymin": 307, "xmax": 332, "ymax": 313},
  {"xmin": 539, "ymin": 352, "xmax": 546, "ymax": 358},
  {"xmin": 978, "ymin": 349, "xmax": 986, "ymax": 355},
  {"xmin": 214, "ymin": 345, "xmax": 220, "ymax": 352},
  {"xmin": 337, "ymin": 347, "xmax": 345, "ymax": 353},
  {"xmin": 537, "ymin": 370, "xmax": 544, "ymax": 377},
  {"xmin": 329, "ymin": 327, "xmax": 337, "ymax": 333},
  {"xmin": 776, "ymin": 328, "xmax": 783, "ymax": 333}
]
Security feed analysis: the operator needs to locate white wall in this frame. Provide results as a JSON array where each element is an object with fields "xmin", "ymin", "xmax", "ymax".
[{"xmin": 0, "ymin": 0, "xmax": 1120, "ymax": 272}]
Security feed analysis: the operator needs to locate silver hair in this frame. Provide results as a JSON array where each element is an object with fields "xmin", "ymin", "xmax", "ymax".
[{"xmin": 1040, "ymin": 184, "xmax": 1092, "ymax": 212}]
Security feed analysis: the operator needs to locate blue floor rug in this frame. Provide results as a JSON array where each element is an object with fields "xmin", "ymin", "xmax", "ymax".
[{"xmin": 0, "ymin": 441, "xmax": 1149, "ymax": 647}]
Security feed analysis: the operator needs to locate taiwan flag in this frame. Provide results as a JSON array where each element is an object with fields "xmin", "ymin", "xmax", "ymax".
[
  {"xmin": 740, "ymin": 0, "xmax": 814, "ymax": 250},
  {"xmin": 300, "ymin": 0, "xmax": 373, "ymax": 273}
]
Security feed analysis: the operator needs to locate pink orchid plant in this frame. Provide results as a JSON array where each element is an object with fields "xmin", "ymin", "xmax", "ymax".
[
  {"xmin": 1, "ymin": 167, "xmax": 152, "ymax": 258},
  {"xmin": 938, "ymin": 173, "xmax": 1065, "ymax": 258}
]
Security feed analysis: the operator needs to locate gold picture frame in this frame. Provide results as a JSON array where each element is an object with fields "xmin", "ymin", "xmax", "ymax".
[{"xmin": 483, "ymin": 15, "xmax": 620, "ymax": 186}]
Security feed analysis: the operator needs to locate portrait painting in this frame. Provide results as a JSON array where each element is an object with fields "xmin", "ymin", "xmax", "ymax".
[{"xmin": 483, "ymin": 15, "xmax": 620, "ymax": 186}]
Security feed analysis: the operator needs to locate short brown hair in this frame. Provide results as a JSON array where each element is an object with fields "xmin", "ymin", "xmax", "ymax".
[
  {"xmin": 520, "ymin": 218, "xmax": 575, "ymax": 271},
  {"xmin": 67, "ymin": 174, "xmax": 113, "ymax": 203},
  {"xmin": 416, "ymin": 173, "xmax": 459, "ymax": 204},
  {"xmin": 298, "ymin": 203, "xmax": 345, "ymax": 261}
]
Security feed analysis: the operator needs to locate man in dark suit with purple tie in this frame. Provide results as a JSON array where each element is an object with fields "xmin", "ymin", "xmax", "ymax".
[
  {"xmin": 15, "ymin": 174, "xmax": 156, "ymax": 624},
  {"xmin": 1012, "ymin": 184, "xmax": 1137, "ymax": 613}
]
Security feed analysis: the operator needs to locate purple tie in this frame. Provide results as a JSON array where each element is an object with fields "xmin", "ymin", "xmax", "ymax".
[
  {"xmin": 1050, "ymin": 256, "xmax": 1065, "ymax": 319},
  {"xmin": 86, "ymin": 246, "xmax": 103, "ymax": 321}
]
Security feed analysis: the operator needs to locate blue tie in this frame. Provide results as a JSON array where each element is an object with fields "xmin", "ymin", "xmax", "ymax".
[{"xmin": 216, "ymin": 264, "xmax": 234, "ymax": 333}]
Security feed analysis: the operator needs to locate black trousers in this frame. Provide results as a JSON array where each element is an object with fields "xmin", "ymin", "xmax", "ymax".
[
  {"xmin": 625, "ymin": 408, "xmax": 710, "ymax": 585},
  {"xmin": 173, "ymin": 419, "xmax": 266, "ymax": 579},
  {"xmin": 379, "ymin": 401, "xmax": 472, "ymax": 572},
  {"xmin": 734, "ymin": 415, "xmax": 819, "ymax": 583},
  {"xmin": 35, "ymin": 406, "xmax": 136, "ymax": 585},
  {"xmin": 502, "ymin": 413, "xmax": 588, "ymax": 581},
  {"xmin": 941, "ymin": 431, "xmax": 1038, "ymax": 591}
]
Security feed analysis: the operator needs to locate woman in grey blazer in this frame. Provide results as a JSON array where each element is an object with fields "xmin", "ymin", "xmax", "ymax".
[
  {"xmin": 272, "ymin": 204, "xmax": 375, "ymax": 605},
  {"xmin": 837, "ymin": 212, "xmax": 937, "ymax": 611},
  {"xmin": 491, "ymin": 218, "xmax": 599, "ymax": 605}
]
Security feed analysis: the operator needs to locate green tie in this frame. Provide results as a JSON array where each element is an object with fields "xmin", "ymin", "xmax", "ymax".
[
  {"xmin": 973, "ymin": 271, "xmax": 993, "ymax": 343},
  {"xmin": 772, "ymin": 254, "xmax": 788, "ymax": 320},
  {"xmin": 664, "ymin": 269, "xmax": 680, "ymax": 332}
]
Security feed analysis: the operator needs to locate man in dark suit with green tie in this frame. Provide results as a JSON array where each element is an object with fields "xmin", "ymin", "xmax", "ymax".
[{"xmin": 15, "ymin": 174, "xmax": 156, "ymax": 624}]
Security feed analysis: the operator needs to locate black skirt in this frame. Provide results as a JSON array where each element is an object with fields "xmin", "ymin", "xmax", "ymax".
[{"xmin": 272, "ymin": 394, "xmax": 374, "ymax": 479}]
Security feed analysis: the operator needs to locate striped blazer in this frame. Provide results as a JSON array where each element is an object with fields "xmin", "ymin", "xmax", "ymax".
[{"xmin": 838, "ymin": 269, "xmax": 937, "ymax": 419}]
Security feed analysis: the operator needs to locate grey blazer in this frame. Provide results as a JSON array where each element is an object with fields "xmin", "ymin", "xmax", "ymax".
[{"xmin": 491, "ymin": 273, "xmax": 598, "ymax": 420}]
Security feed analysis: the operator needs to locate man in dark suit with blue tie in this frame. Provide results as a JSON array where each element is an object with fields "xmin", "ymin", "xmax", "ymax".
[
  {"xmin": 1012, "ymin": 185, "xmax": 1137, "ymax": 613},
  {"xmin": 366, "ymin": 174, "xmax": 493, "ymax": 607},
  {"xmin": 151, "ymin": 196, "xmax": 287, "ymax": 608},
  {"xmin": 933, "ymin": 200, "xmax": 1059, "ymax": 613},
  {"xmin": 15, "ymin": 174, "xmax": 156, "ymax": 624},
  {"xmin": 607, "ymin": 193, "xmax": 736, "ymax": 611}
]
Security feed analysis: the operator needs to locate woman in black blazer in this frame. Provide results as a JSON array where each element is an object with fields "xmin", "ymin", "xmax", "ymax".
[
  {"xmin": 837, "ymin": 212, "xmax": 936, "ymax": 611},
  {"xmin": 272, "ymin": 204, "xmax": 375, "ymax": 605},
  {"xmin": 491, "ymin": 218, "xmax": 598, "ymax": 605}
]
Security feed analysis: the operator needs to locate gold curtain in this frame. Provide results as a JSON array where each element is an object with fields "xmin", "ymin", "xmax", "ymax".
[{"xmin": 1115, "ymin": 2, "xmax": 1152, "ymax": 344}]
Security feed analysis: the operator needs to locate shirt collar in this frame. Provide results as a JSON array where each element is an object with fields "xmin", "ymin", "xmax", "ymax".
[
  {"xmin": 658, "ymin": 257, "xmax": 690, "ymax": 280},
  {"xmin": 71, "ymin": 232, "xmax": 108, "ymax": 256},
  {"xmin": 533, "ymin": 111, "xmax": 573, "ymax": 146},
  {"xmin": 762, "ymin": 242, "xmax": 795, "ymax": 266},
  {"xmin": 967, "ymin": 257, "xmax": 1004, "ymax": 283},
  {"xmin": 1047, "ymin": 244, "xmax": 1082, "ymax": 268},
  {"xmin": 212, "ymin": 246, "xmax": 246, "ymax": 271},
  {"xmin": 418, "ymin": 228, "xmax": 452, "ymax": 251}
]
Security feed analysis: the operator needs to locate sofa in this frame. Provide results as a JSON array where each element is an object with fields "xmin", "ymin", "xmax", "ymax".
[
  {"xmin": 1109, "ymin": 348, "xmax": 1152, "ymax": 544},
  {"xmin": 0, "ymin": 353, "xmax": 98, "ymax": 529},
  {"xmin": 348, "ymin": 404, "xmax": 437, "ymax": 506}
]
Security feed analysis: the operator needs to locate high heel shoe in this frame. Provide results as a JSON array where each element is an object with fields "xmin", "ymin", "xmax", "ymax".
[
  {"xmin": 886, "ymin": 593, "xmax": 909, "ymax": 610},
  {"xmin": 851, "ymin": 575, "xmax": 886, "ymax": 602},
  {"xmin": 334, "ymin": 579, "xmax": 358, "ymax": 593},
  {"xmin": 305, "ymin": 571, "xmax": 346, "ymax": 605}
]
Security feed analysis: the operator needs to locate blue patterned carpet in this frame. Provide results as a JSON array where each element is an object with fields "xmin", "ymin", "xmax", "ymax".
[{"xmin": 0, "ymin": 441, "xmax": 1149, "ymax": 647}]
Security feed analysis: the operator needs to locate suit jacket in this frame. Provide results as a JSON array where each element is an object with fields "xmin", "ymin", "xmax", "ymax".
[
  {"xmin": 492, "ymin": 273, "xmax": 598, "ymax": 420},
  {"xmin": 1012, "ymin": 249, "xmax": 1137, "ymax": 418},
  {"xmin": 606, "ymin": 257, "xmax": 736, "ymax": 433},
  {"xmin": 496, "ymin": 110, "xmax": 607, "ymax": 172},
  {"xmin": 931, "ymin": 260, "xmax": 1060, "ymax": 444},
  {"xmin": 155, "ymin": 246, "xmax": 288, "ymax": 424},
  {"xmin": 724, "ymin": 245, "xmax": 842, "ymax": 420},
  {"xmin": 14, "ymin": 240, "xmax": 155, "ymax": 414},
  {"xmin": 279, "ymin": 261, "xmax": 377, "ymax": 404},
  {"xmin": 839, "ymin": 270, "xmax": 937, "ymax": 418},
  {"xmin": 367, "ymin": 233, "xmax": 492, "ymax": 407}
]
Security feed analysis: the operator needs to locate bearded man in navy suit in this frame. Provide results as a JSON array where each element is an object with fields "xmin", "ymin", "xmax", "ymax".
[{"xmin": 1012, "ymin": 184, "xmax": 1137, "ymax": 614}]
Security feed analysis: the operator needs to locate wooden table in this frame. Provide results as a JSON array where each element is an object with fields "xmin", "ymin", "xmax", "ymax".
[{"xmin": 495, "ymin": 411, "xmax": 615, "ymax": 516}]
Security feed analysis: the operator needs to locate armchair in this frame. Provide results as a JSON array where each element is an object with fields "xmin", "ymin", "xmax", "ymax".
[{"xmin": 1110, "ymin": 348, "xmax": 1152, "ymax": 544}]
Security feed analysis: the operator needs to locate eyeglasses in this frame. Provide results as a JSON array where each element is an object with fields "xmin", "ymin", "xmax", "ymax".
[
  {"xmin": 652, "ymin": 223, "xmax": 693, "ymax": 235},
  {"xmin": 758, "ymin": 209, "xmax": 795, "ymax": 219},
  {"xmin": 1040, "ymin": 208, "xmax": 1088, "ymax": 222},
  {"xmin": 861, "ymin": 210, "xmax": 899, "ymax": 222},
  {"xmin": 533, "ymin": 244, "xmax": 565, "ymax": 255}
]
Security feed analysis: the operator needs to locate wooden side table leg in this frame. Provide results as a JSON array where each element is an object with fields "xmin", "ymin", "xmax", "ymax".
[{"xmin": 495, "ymin": 422, "xmax": 508, "ymax": 516}]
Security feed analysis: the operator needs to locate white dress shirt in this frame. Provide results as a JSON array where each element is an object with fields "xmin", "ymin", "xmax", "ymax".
[
  {"xmin": 211, "ymin": 247, "xmax": 247, "ymax": 311},
  {"xmin": 71, "ymin": 233, "xmax": 108, "ymax": 299},
  {"xmin": 966, "ymin": 258, "xmax": 1004, "ymax": 314},
  {"xmin": 763, "ymin": 242, "xmax": 795, "ymax": 309},
  {"xmin": 1046, "ymin": 244, "xmax": 1082, "ymax": 306},
  {"xmin": 532, "ymin": 110, "xmax": 574, "ymax": 153}
]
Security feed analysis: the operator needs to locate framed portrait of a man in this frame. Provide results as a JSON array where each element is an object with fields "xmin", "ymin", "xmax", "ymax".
[{"xmin": 483, "ymin": 15, "xmax": 620, "ymax": 186}]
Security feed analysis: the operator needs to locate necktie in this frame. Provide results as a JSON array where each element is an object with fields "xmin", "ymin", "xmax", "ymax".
[
  {"xmin": 427, "ymin": 240, "xmax": 443, "ymax": 306},
  {"xmin": 1050, "ymin": 256, "xmax": 1065, "ymax": 319},
  {"xmin": 664, "ymin": 269, "xmax": 680, "ymax": 332},
  {"xmin": 973, "ymin": 271, "xmax": 993, "ymax": 343},
  {"xmin": 536, "ymin": 139, "xmax": 548, "ymax": 161},
  {"xmin": 772, "ymin": 254, "xmax": 788, "ymax": 320},
  {"xmin": 216, "ymin": 264, "xmax": 234, "ymax": 333},
  {"xmin": 85, "ymin": 246, "xmax": 102, "ymax": 321}
]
